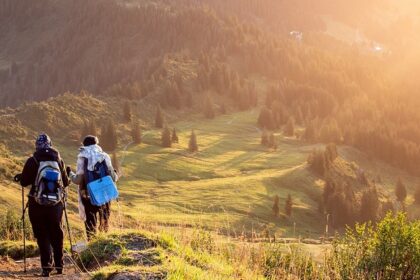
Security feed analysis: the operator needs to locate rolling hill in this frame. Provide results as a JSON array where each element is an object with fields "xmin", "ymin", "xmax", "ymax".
[
  {"xmin": 1, "ymin": 0, "xmax": 420, "ymax": 278},
  {"xmin": 0, "ymin": 94, "xmax": 418, "ymax": 238}
]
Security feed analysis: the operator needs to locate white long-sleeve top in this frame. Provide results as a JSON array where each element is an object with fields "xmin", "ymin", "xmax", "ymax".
[{"xmin": 70, "ymin": 145, "xmax": 119, "ymax": 184}]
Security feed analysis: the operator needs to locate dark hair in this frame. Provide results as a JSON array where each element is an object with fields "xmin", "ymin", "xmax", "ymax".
[{"xmin": 83, "ymin": 135, "xmax": 99, "ymax": 146}]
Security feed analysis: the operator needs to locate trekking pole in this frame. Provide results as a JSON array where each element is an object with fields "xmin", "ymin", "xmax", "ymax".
[
  {"xmin": 15, "ymin": 174, "xmax": 26, "ymax": 273},
  {"xmin": 21, "ymin": 186, "xmax": 27, "ymax": 273},
  {"xmin": 63, "ymin": 198, "xmax": 74, "ymax": 254}
]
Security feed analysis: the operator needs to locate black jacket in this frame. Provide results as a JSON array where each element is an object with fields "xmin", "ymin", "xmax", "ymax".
[{"xmin": 20, "ymin": 147, "xmax": 69, "ymax": 196}]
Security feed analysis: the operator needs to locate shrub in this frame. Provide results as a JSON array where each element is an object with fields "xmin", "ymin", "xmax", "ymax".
[{"xmin": 328, "ymin": 212, "xmax": 420, "ymax": 279}]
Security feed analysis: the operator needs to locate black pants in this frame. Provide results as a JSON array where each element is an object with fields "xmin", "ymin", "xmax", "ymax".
[
  {"xmin": 28, "ymin": 199, "xmax": 64, "ymax": 271},
  {"xmin": 81, "ymin": 198, "xmax": 111, "ymax": 240}
]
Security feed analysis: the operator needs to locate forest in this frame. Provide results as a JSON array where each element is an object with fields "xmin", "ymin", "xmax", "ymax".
[{"xmin": 1, "ymin": 0, "xmax": 420, "ymax": 176}]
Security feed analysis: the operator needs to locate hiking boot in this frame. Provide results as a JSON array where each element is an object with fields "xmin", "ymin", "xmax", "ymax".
[
  {"xmin": 41, "ymin": 269, "xmax": 50, "ymax": 277},
  {"xmin": 56, "ymin": 268, "xmax": 63, "ymax": 275}
]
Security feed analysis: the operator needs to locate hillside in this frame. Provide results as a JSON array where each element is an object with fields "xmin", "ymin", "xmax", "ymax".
[
  {"xmin": 3, "ymin": 0, "xmax": 420, "ymax": 178},
  {"xmin": 1, "ymin": 94, "xmax": 419, "ymax": 238},
  {"xmin": 0, "ymin": 92, "xmax": 418, "ymax": 278},
  {"xmin": 1, "ymin": 1, "xmax": 420, "ymax": 278}
]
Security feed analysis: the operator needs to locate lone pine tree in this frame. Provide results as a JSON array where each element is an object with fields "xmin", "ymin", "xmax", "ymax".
[
  {"xmin": 171, "ymin": 128, "xmax": 179, "ymax": 143},
  {"xmin": 131, "ymin": 120, "xmax": 142, "ymax": 144},
  {"xmin": 284, "ymin": 117, "xmax": 295, "ymax": 136},
  {"xmin": 161, "ymin": 126, "xmax": 172, "ymax": 148},
  {"xmin": 360, "ymin": 187, "xmax": 379, "ymax": 222},
  {"xmin": 188, "ymin": 130, "xmax": 198, "ymax": 152},
  {"xmin": 102, "ymin": 120, "xmax": 118, "ymax": 151}
]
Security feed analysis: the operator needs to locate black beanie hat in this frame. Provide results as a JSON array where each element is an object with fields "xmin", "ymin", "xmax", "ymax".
[{"xmin": 83, "ymin": 135, "xmax": 99, "ymax": 146}]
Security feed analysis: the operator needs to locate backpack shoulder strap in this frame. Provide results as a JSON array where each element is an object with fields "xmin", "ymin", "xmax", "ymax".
[
  {"xmin": 83, "ymin": 157, "xmax": 91, "ymax": 185},
  {"xmin": 32, "ymin": 156, "xmax": 39, "ymax": 166}
]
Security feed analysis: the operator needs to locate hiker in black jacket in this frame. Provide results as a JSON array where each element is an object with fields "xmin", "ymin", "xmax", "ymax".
[{"xmin": 16, "ymin": 134, "xmax": 69, "ymax": 277}]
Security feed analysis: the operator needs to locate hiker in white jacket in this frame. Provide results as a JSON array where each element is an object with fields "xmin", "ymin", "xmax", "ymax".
[{"xmin": 67, "ymin": 135, "xmax": 118, "ymax": 239}]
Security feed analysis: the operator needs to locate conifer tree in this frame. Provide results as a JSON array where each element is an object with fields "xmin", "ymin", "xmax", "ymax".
[
  {"xmin": 102, "ymin": 120, "xmax": 118, "ymax": 151},
  {"xmin": 161, "ymin": 126, "xmax": 172, "ymax": 148},
  {"xmin": 395, "ymin": 178, "xmax": 407, "ymax": 203},
  {"xmin": 360, "ymin": 187, "xmax": 379, "ymax": 222},
  {"xmin": 326, "ymin": 189, "xmax": 354, "ymax": 228},
  {"xmin": 325, "ymin": 143, "xmax": 338, "ymax": 163},
  {"xmin": 123, "ymin": 101, "xmax": 132, "ymax": 123},
  {"xmin": 188, "ymin": 130, "xmax": 198, "ymax": 152},
  {"xmin": 155, "ymin": 105, "xmax": 164, "ymax": 128},
  {"xmin": 257, "ymin": 107, "xmax": 274, "ymax": 130},
  {"xmin": 171, "ymin": 128, "xmax": 179, "ymax": 143},
  {"xmin": 308, "ymin": 149, "xmax": 327, "ymax": 176},
  {"xmin": 284, "ymin": 117, "xmax": 295, "ymax": 136},
  {"xmin": 285, "ymin": 194, "xmax": 293, "ymax": 217},
  {"xmin": 323, "ymin": 178, "xmax": 336, "ymax": 209},
  {"xmin": 131, "ymin": 120, "xmax": 142, "ymax": 144},
  {"xmin": 272, "ymin": 195, "xmax": 280, "ymax": 217}
]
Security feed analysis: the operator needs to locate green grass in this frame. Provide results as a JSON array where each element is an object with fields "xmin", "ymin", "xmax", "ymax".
[
  {"xmin": 0, "ymin": 240, "xmax": 38, "ymax": 260},
  {"xmin": 114, "ymin": 111, "xmax": 326, "ymax": 238},
  {"xmin": 3, "ymin": 108, "xmax": 420, "ymax": 243}
]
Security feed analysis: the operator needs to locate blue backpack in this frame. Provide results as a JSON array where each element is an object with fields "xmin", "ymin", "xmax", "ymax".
[{"xmin": 84, "ymin": 158, "xmax": 118, "ymax": 206}]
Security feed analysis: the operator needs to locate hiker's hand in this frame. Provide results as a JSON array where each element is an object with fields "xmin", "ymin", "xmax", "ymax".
[
  {"xmin": 14, "ymin": 174, "xmax": 22, "ymax": 182},
  {"xmin": 66, "ymin": 166, "xmax": 72, "ymax": 176}
]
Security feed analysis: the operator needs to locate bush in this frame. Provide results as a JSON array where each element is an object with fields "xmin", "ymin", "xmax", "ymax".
[{"xmin": 328, "ymin": 212, "xmax": 420, "ymax": 279}]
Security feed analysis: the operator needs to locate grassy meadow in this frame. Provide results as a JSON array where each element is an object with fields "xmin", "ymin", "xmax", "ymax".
[
  {"xmin": 4, "ymin": 107, "xmax": 419, "ymax": 240},
  {"xmin": 114, "ymin": 110, "xmax": 326, "ymax": 238},
  {"xmin": 0, "ymin": 106, "xmax": 419, "ymax": 279}
]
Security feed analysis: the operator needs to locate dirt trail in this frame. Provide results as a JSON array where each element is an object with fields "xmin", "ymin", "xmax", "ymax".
[{"xmin": 0, "ymin": 256, "xmax": 87, "ymax": 280}]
